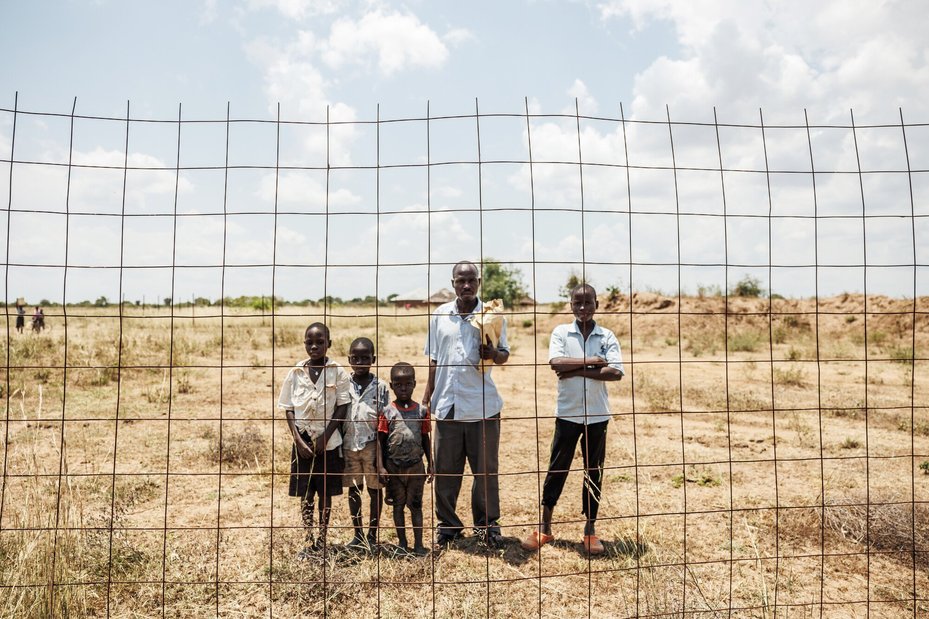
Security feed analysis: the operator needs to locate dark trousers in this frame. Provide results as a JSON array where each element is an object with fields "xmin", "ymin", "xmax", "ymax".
[
  {"xmin": 434, "ymin": 408, "xmax": 501, "ymax": 536},
  {"xmin": 541, "ymin": 418, "xmax": 608, "ymax": 521}
]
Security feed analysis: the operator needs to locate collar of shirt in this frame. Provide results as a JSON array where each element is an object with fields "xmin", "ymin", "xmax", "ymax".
[
  {"xmin": 445, "ymin": 298, "xmax": 483, "ymax": 320},
  {"xmin": 352, "ymin": 375, "xmax": 378, "ymax": 396},
  {"xmin": 566, "ymin": 320, "xmax": 604, "ymax": 338},
  {"xmin": 392, "ymin": 401, "xmax": 419, "ymax": 412},
  {"xmin": 297, "ymin": 357, "xmax": 339, "ymax": 380}
]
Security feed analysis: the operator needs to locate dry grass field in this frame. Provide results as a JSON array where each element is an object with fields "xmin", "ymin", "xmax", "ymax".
[{"xmin": 1, "ymin": 293, "xmax": 928, "ymax": 618}]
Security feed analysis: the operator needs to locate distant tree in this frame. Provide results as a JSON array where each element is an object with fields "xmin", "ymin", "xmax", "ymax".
[
  {"xmin": 559, "ymin": 271, "xmax": 589, "ymax": 300},
  {"xmin": 480, "ymin": 258, "xmax": 527, "ymax": 308},
  {"xmin": 164, "ymin": 297, "xmax": 173, "ymax": 307},
  {"xmin": 251, "ymin": 297, "xmax": 271, "ymax": 311},
  {"xmin": 732, "ymin": 275, "xmax": 763, "ymax": 298},
  {"xmin": 94, "ymin": 296, "xmax": 109, "ymax": 307}
]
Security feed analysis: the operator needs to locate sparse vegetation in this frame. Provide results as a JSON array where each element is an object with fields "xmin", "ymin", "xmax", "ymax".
[
  {"xmin": 671, "ymin": 467, "xmax": 721, "ymax": 488},
  {"xmin": 732, "ymin": 275, "xmax": 763, "ymax": 298},
  {"xmin": 728, "ymin": 330, "xmax": 763, "ymax": 352},
  {"xmin": 840, "ymin": 437, "xmax": 861, "ymax": 449},
  {"xmin": 206, "ymin": 424, "xmax": 270, "ymax": 469}
]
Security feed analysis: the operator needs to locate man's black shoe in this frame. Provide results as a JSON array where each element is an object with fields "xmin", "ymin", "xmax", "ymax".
[
  {"xmin": 485, "ymin": 531, "xmax": 505, "ymax": 549},
  {"xmin": 435, "ymin": 532, "xmax": 462, "ymax": 548}
]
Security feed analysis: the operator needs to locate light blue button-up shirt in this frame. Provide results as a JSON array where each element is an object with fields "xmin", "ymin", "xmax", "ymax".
[
  {"xmin": 548, "ymin": 321, "xmax": 624, "ymax": 425},
  {"xmin": 424, "ymin": 299, "xmax": 509, "ymax": 421}
]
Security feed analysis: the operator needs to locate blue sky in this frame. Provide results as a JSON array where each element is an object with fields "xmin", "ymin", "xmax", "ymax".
[{"xmin": 2, "ymin": 0, "xmax": 928, "ymax": 303}]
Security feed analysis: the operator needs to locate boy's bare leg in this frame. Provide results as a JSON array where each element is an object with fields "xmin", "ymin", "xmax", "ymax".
[
  {"xmin": 348, "ymin": 485, "xmax": 365, "ymax": 544},
  {"xmin": 300, "ymin": 497, "xmax": 315, "ymax": 542},
  {"xmin": 316, "ymin": 496, "xmax": 332, "ymax": 550},
  {"xmin": 541, "ymin": 504, "xmax": 554, "ymax": 536},
  {"xmin": 392, "ymin": 504, "xmax": 408, "ymax": 550},
  {"xmin": 367, "ymin": 488, "xmax": 383, "ymax": 545},
  {"xmin": 411, "ymin": 507, "xmax": 428, "ymax": 555}
]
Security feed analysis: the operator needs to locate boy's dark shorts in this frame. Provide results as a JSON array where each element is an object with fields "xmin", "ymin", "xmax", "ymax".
[
  {"xmin": 385, "ymin": 459, "xmax": 425, "ymax": 509},
  {"xmin": 289, "ymin": 434, "xmax": 344, "ymax": 499}
]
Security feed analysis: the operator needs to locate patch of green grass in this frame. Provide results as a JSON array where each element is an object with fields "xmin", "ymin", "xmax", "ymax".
[
  {"xmin": 774, "ymin": 365, "xmax": 806, "ymax": 388},
  {"xmin": 728, "ymin": 330, "xmax": 763, "ymax": 352},
  {"xmin": 671, "ymin": 467, "xmax": 721, "ymax": 488},
  {"xmin": 889, "ymin": 346, "xmax": 914, "ymax": 364},
  {"xmin": 840, "ymin": 437, "xmax": 861, "ymax": 450}
]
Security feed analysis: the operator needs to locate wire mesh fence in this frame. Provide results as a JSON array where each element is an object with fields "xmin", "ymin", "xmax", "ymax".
[{"xmin": 1, "ymin": 96, "xmax": 927, "ymax": 617}]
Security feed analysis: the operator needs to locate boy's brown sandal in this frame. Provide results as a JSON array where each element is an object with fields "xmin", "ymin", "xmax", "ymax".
[
  {"xmin": 583, "ymin": 535, "xmax": 604, "ymax": 555},
  {"xmin": 520, "ymin": 531, "xmax": 554, "ymax": 551}
]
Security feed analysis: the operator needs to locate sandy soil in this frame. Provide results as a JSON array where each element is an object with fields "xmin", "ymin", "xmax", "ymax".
[{"xmin": 1, "ymin": 295, "xmax": 927, "ymax": 618}]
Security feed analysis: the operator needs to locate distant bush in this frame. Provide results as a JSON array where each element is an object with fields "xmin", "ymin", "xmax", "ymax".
[{"xmin": 732, "ymin": 275, "xmax": 763, "ymax": 298}]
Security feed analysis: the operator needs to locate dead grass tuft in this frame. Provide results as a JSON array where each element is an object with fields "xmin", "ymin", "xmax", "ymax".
[{"xmin": 206, "ymin": 424, "xmax": 270, "ymax": 470}]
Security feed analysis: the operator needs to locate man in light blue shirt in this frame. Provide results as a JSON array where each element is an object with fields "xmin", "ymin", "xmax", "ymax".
[
  {"xmin": 521, "ymin": 283, "xmax": 623, "ymax": 556},
  {"xmin": 422, "ymin": 260, "xmax": 510, "ymax": 547}
]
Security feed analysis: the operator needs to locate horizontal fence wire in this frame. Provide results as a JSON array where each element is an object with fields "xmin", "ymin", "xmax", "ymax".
[{"xmin": 1, "ymin": 96, "xmax": 928, "ymax": 618}]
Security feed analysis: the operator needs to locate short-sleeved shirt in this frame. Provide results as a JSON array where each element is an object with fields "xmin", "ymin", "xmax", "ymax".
[
  {"xmin": 378, "ymin": 402, "xmax": 431, "ymax": 467},
  {"xmin": 278, "ymin": 358, "xmax": 352, "ymax": 450},
  {"xmin": 343, "ymin": 376, "xmax": 390, "ymax": 452},
  {"xmin": 423, "ymin": 299, "xmax": 509, "ymax": 421},
  {"xmin": 549, "ymin": 321, "xmax": 624, "ymax": 425}
]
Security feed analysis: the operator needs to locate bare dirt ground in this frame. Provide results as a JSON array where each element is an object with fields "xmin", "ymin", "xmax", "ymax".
[{"xmin": 1, "ymin": 294, "xmax": 927, "ymax": 618}]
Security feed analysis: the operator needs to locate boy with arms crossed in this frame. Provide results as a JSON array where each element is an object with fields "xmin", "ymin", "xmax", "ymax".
[
  {"xmin": 378, "ymin": 362, "xmax": 434, "ymax": 556},
  {"xmin": 279, "ymin": 322, "xmax": 351, "ymax": 560},
  {"xmin": 343, "ymin": 337, "xmax": 390, "ymax": 551},
  {"xmin": 521, "ymin": 284, "xmax": 624, "ymax": 555}
]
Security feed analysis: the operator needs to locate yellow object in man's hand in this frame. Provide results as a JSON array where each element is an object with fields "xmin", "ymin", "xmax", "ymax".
[{"xmin": 467, "ymin": 298, "xmax": 505, "ymax": 373}]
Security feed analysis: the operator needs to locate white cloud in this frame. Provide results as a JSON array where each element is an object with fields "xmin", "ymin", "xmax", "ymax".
[
  {"xmin": 320, "ymin": 9, "xmax": 450, "ymax": 76},
  {"xmin": 443, "ymin": 27, "xmax": 473, "ymax": 47},
  {"xmin": 598, "ymin": 0, "xmax": 929, "ymax": 123},
  {"xmin": 244, "ymin": 0, "xmax": 345, "ymax": 20},
  {"xmin": 566, "ymin": 79, "xmax": 599, "ymax": 115}
]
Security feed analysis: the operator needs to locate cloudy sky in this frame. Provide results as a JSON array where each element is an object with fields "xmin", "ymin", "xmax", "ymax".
[{"xmin": 1, "ymin": 0, "xmax": 927, "ymax": 303}]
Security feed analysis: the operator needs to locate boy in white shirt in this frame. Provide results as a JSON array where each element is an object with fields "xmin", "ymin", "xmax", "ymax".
[
  {"xmin": 279, "ymin": 322, "xmax": 352, "ymax": 560},
  {"xmin": 521, "ymin": 284, "xmax": 624, "ymax": 555}
]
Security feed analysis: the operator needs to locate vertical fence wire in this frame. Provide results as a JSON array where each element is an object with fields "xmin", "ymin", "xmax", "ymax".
[
  {"xmin": 0, "ymin": 91, "xmax": 17, "ymax": 550},
  {"xmin": 900, "ymin": 107, "xmax": 919, "ymax": 618},
  {"xmin": 713, "ymin": 106, "xmax": 736, "ymax": 618},
  {"xmin": 759, "ymin": 107, "xmax": 782, "ymax": 615},
  {"xmin": 48, "ymin": 96, "xmax": 77, "ymax": 613},
  {"xmin": 525, "ymin": 96, "xmax": 544, "ymax": 619},
  {"xmin": 104, "ymin": 99, "xmax": 131, "ymax": 616},
  {"xmin": 268, "ymin": 101, "xmax": 281, "ymax": 617},
  {"xmin": 850, "ymin": 108, "xmax": 872, "ymax": 618},
  {"xmin": 665, "ymin": 104, "xmax": 691, "ymax": 612},
  {"xmin": 160, "ymin": 101, "xmax": 183, "ymax": 618}
]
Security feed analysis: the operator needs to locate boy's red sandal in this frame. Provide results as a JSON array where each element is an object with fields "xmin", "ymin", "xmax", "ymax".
[
  {"xmin": 520, "ymin": 531, "xmax": 554, "ymax": 551},
  {"xmin": 583, "ymin": 535, "xmax": 605, "ymax": 555}
]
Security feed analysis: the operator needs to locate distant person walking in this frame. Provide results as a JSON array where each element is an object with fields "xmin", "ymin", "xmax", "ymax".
[
  {"xmin": 31, "ymin": 307, "xmax": 44, "ymax": 333},
  {"xmin": 15, "ymin": 301, "xmax": 25, "ymax": 333}
]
